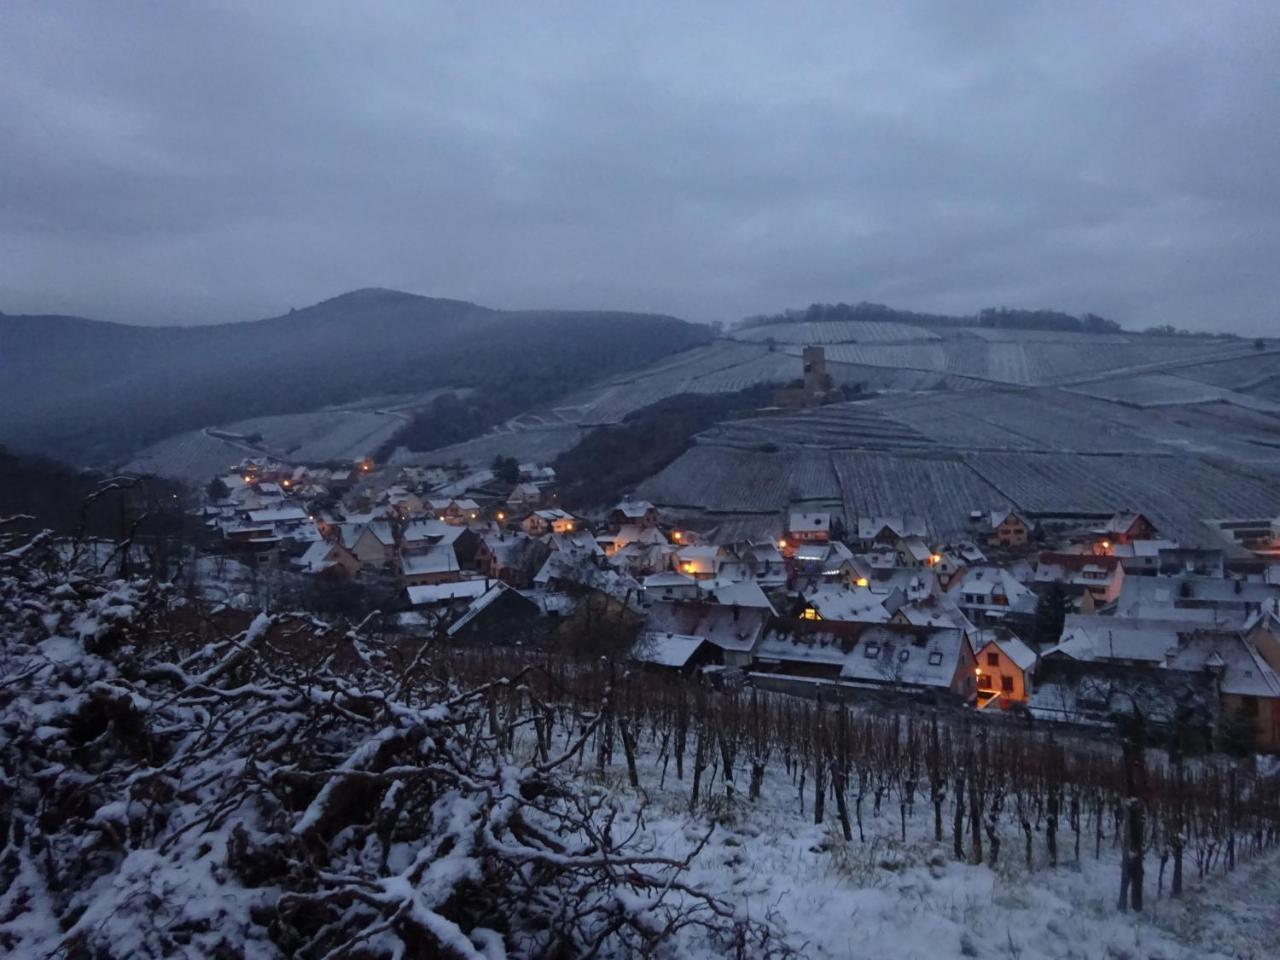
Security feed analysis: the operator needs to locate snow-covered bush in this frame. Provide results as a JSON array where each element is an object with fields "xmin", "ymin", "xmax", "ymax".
[{"xmin": 0, "ymin": 520, "xmax": 787, "ymax": 958}]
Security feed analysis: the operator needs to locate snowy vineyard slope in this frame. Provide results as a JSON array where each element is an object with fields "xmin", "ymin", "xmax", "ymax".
[
  {"xmin": 0, "ymin": 523, "xmax": 787, "ymax": 959},
  {"xmin": 3, "ymin": 523, "xmax": 1279, "ymax": 958}
]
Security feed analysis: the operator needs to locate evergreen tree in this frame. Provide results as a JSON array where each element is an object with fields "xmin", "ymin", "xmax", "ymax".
[{"xmin": 1033, "ymin": 582, "xmax": 1070, "ymax": 646}]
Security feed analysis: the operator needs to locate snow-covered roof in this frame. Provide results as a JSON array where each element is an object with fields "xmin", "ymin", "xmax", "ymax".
[
  {"xmin": 975, "ymin": 631, "xmax": 1037, "ymax": 672},
  {"xmin": 788, "ymin": 512, "xmax": 830, "ymax": 534},
  {"xmin": 406, "ymin": 579, "xmax": 492, "ymax": 605},
  {"xmin": 856, "ymin": 516, "xmax": 927, "ymax": 541},
  {"xmin": 803, "ymin": 584, "xmax": 891, "ymax": 623},
  {"xmin": 633, "ymin": 632, "xmax": 707, "ymax": 668},
  {"xmin": 1166, "ymin": 632, "xmax": 1280, "ymax": 698},
  {"xmin": 699, "ymin": 579, "xmax": 776, "ymax": 614},
  {"xmin": 447, "ymin": 583, "xmax": 515, "ymax": 636},
  {"xmin": 1045, "ymin": 616, "xmax": 1177, "ymax": 664},
  {"xmin": 614, "ymin": 499, "xmax": 656, "ymax": 517},
  {"xmin": 838, "ymin": 626, "xmax": 966, "ymax": 689},
  {"xmin": 400, "ymin": 546, "xmax": 460, "ymax": 578},
  {"xmin": 643, "ymin": 571, "xmax": 698, "ymax": 589},
  {"xmin": 643, "ymin": 600, "xmax": 768, "ymax": 653},
  {"xmin": 246, "ymin": 506, "xmax": 309, "ymax": 524},
  {"xmin": 296, "ymin": 540, "xmax": 339, "ymax": 573}
]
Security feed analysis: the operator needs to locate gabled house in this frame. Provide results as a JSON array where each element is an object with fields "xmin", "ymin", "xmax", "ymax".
[
  {"xmin": 1094, "ymin": 511, "xmax": 1159, "ymax": 546},
  {"xmin": 673, "ymin": 545, "xmax": 725, "ymax": 580},
  {"xmin": 350, "ymin": 521, "xmax": 398, "ymax": 568},
  {"xmin": 475, "ymin": 534, "xmax": 549, "ymax": 588},
  {"xmin": 446, "ymin": 583, "xmax": 545, "ymax": 645},
  {"xmin": 642, "ymin": 571, "xmax": 699, "ymax": 601},
  {"xmin": 897, "ymin": 537, "xmax": 936, "ymax": 569},
  {"xmin": 506, "ymin": 483, "xmax": 543, "ymax": 511},
  {"xmin": 742, "ymin": 541, "xmax": 788, "ymax": 588},
  {"xmin": 399, "ymin": 544, "xmax": 462, "ymax": 586},
  {"xmin": 799, "ymin": 583, "xmax": 894, "ymax": 623},
  {"xmin": 1111, "ymin": 539, "xmax": 1179, "ymax": 576},
  {"xmin": 631, "ymin": 633, "xmax": 719, "ymax": 673},
  {"xmin": 855, "ymin": 516, "xmax": 927, "ymax": 550},
  {"xmin": 642, "ymin": 600, "xmax": 769, "ymax": 669},
  {"xmin": 949, "ymin": 566, "xmax": 1036, "ymax": 622},
  {"xmin": 752, "ymin": 620, "xmax": 977, "ymax": 699},
  {"xmin": 610, "ymin": 499, "xmax": 660, "ymax": 529},
  {"xmin": 521, "ymin": 508, "xmax": 576, "ymax": 537},
  {"xmin": 294, "ymin": 540, "xmax": 360, "ymax": 577},
  {"xmin": 973, "ymin": 629, "xmax": 1037, "ymax": 706},
  {"xmin": 1034, "ymin": 553, "xmax": 1126, "ymax": 609},
  {"xmin": 787, "ymin": 512, "xmax": 832, "ymax": 545},
  {"xmin": 987, "ymin": 510, "xmax": 1030, "ymax": 548}
]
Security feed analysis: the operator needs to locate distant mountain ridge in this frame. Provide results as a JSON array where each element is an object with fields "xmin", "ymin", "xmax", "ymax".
[{"xmin": 0, "ymin": 289, "xmax": 710, "ymax": 467}]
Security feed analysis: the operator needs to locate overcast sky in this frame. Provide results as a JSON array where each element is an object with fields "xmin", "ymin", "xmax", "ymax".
[{"xmin": 1, "ymin": 2, "xmax": 1277, "ymax": 333}]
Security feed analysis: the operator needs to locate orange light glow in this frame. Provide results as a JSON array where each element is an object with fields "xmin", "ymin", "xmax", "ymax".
[
  {"xmin": 497, "ymin": 512, "xmax": 505, "ymax": 521},
  {"xmin": 1101, "ymin": 540, "xmax": 1111, "ymax": 550},
  {"xmin": 778, "ymin": 539, "xmax": 787, "ymax": 549},
  {"xmin": 672, "ymin": 530, "xmax": 682, "ymax": 541},
  {"xmin": 855, "ymin": 577, "xmax": 869, "ymax": 588}
]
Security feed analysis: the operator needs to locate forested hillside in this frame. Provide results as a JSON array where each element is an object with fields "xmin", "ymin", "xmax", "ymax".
[{"xmin": 0, "ymin": 289, "xmax": 710, "ymax": 466}]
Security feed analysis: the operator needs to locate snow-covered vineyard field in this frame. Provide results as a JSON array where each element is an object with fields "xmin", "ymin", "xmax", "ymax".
[
  {"xmin": 732, "ymin": 319, "xmax": 943, "ymax": 344},
  {"xmin": 637, "ymin": 379, "xmax": 1280, "ymax": 545},
  {"xmin": 123, "ymin": 391, "xmax": 461, "ymax": 480}
]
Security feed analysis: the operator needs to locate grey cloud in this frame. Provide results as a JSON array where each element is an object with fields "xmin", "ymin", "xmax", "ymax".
[{"xmin": 0, "ymin": 1, "xmax": 1276, "ymax": 333}]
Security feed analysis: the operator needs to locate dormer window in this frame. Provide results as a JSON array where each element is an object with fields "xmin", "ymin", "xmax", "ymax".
[
  {"xmin": 928, "ymin": 651, "xmax": 943, "ymax": 666},
  {"xmin": 864, "ymin": 642, "xmax": 881, "ymax": 658}
]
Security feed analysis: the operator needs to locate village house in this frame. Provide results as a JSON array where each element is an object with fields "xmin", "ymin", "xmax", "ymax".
[
  {"xmin": 741, "ymin": 541, "xmax": 788, "ymax": 589},
  {"xmin": 350, "ymin": 521, "xmax": 398, "ymax": 568},
  {"xmin": 854, "ymin": 516, "xmax": 927, "ymax": 551},
  {"xmin": 799, "ymin": 583, "xmax": 896, "ymax": 623},
  {"xmin": 642, "ymin": 600, "xmax": 770, "ymax": 669},
  {"xmin": 630, "ymin": 633, "xmax": 721, "ymax": 673},
  {"xmin": 896, "ymin": 537, "xmax": 936, "ymax": 569},
  {"xmin": 475, "ymin": 534, "xmax": 549, "ymax": 588},
  {"xmin": 294, "ymin": 540, "xmax": 360, "ymax": 578},
  {"xmin": 609, "ymin": 499, "xmax": 660, "ymax": 530},
  {"xmin": 642, "ymin": 571, "xmax": 700, "ymax": 601},
  {"xmin": 1110, "ymin": 539, "xmax": 1179, "ymax": 576},
  {"xmin": 1113, "ymin": 574, "xmax": 1278, "ymax": 625},
  {"xmin": 948, "ymin": 565, "xmax": 1036, "ymax": 623},
  {"xmin": 786, "ymin": 512, "xmax": 832, "ymax": 545},
  {"xmin": 446, "ymin": 583, "xmax": 546, "ymax": 645},
  {"xmin": 405, "ymin": 578, "xmax": 494, "ymax": 611},
  {"xmin": 521, "ymin": 508, "xmax": 576, "ymax": 536},
  {"xmin": 986, "ymin": 510, "xmax": 1031, "ymax": 548},
  {"xmin": 751, "ymin": 621, "xmax": 977, "ymax": 700},
  {"xmin": 1034, "ymin": 553, "xmax": 1126, "ymax": 610},
  {"xmin": 1093, "ymin": 510, "xmax": 1160, "ymax": 546},
  {"xmin": 506, "ymin": 482, "xmax": 542, "ymax": 511},
  {"xmin": 973, "ymin": 629, "xmax": 1037, "ymax": 707},
  {"xmin": 399, "ymin": 544, "xmax": 463, "ymax": 587},
  {"xmin": 673, "ymin": 544, "xmax": 725, "ymax": 580}
]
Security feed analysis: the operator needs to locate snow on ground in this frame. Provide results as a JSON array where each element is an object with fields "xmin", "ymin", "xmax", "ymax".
[{"xmin": 575, "ymin": 751, "xmax": 1279, "ymax": 960}]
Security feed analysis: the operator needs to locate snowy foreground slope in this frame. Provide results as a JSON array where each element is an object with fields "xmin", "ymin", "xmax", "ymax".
[
  {"xmin": 591, "ymin": 756, "xmax": 1279, "ymax": 960},
  {"xmin": 2, "ymin": 529, "xmax": 1277, "ymax": 959}
]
